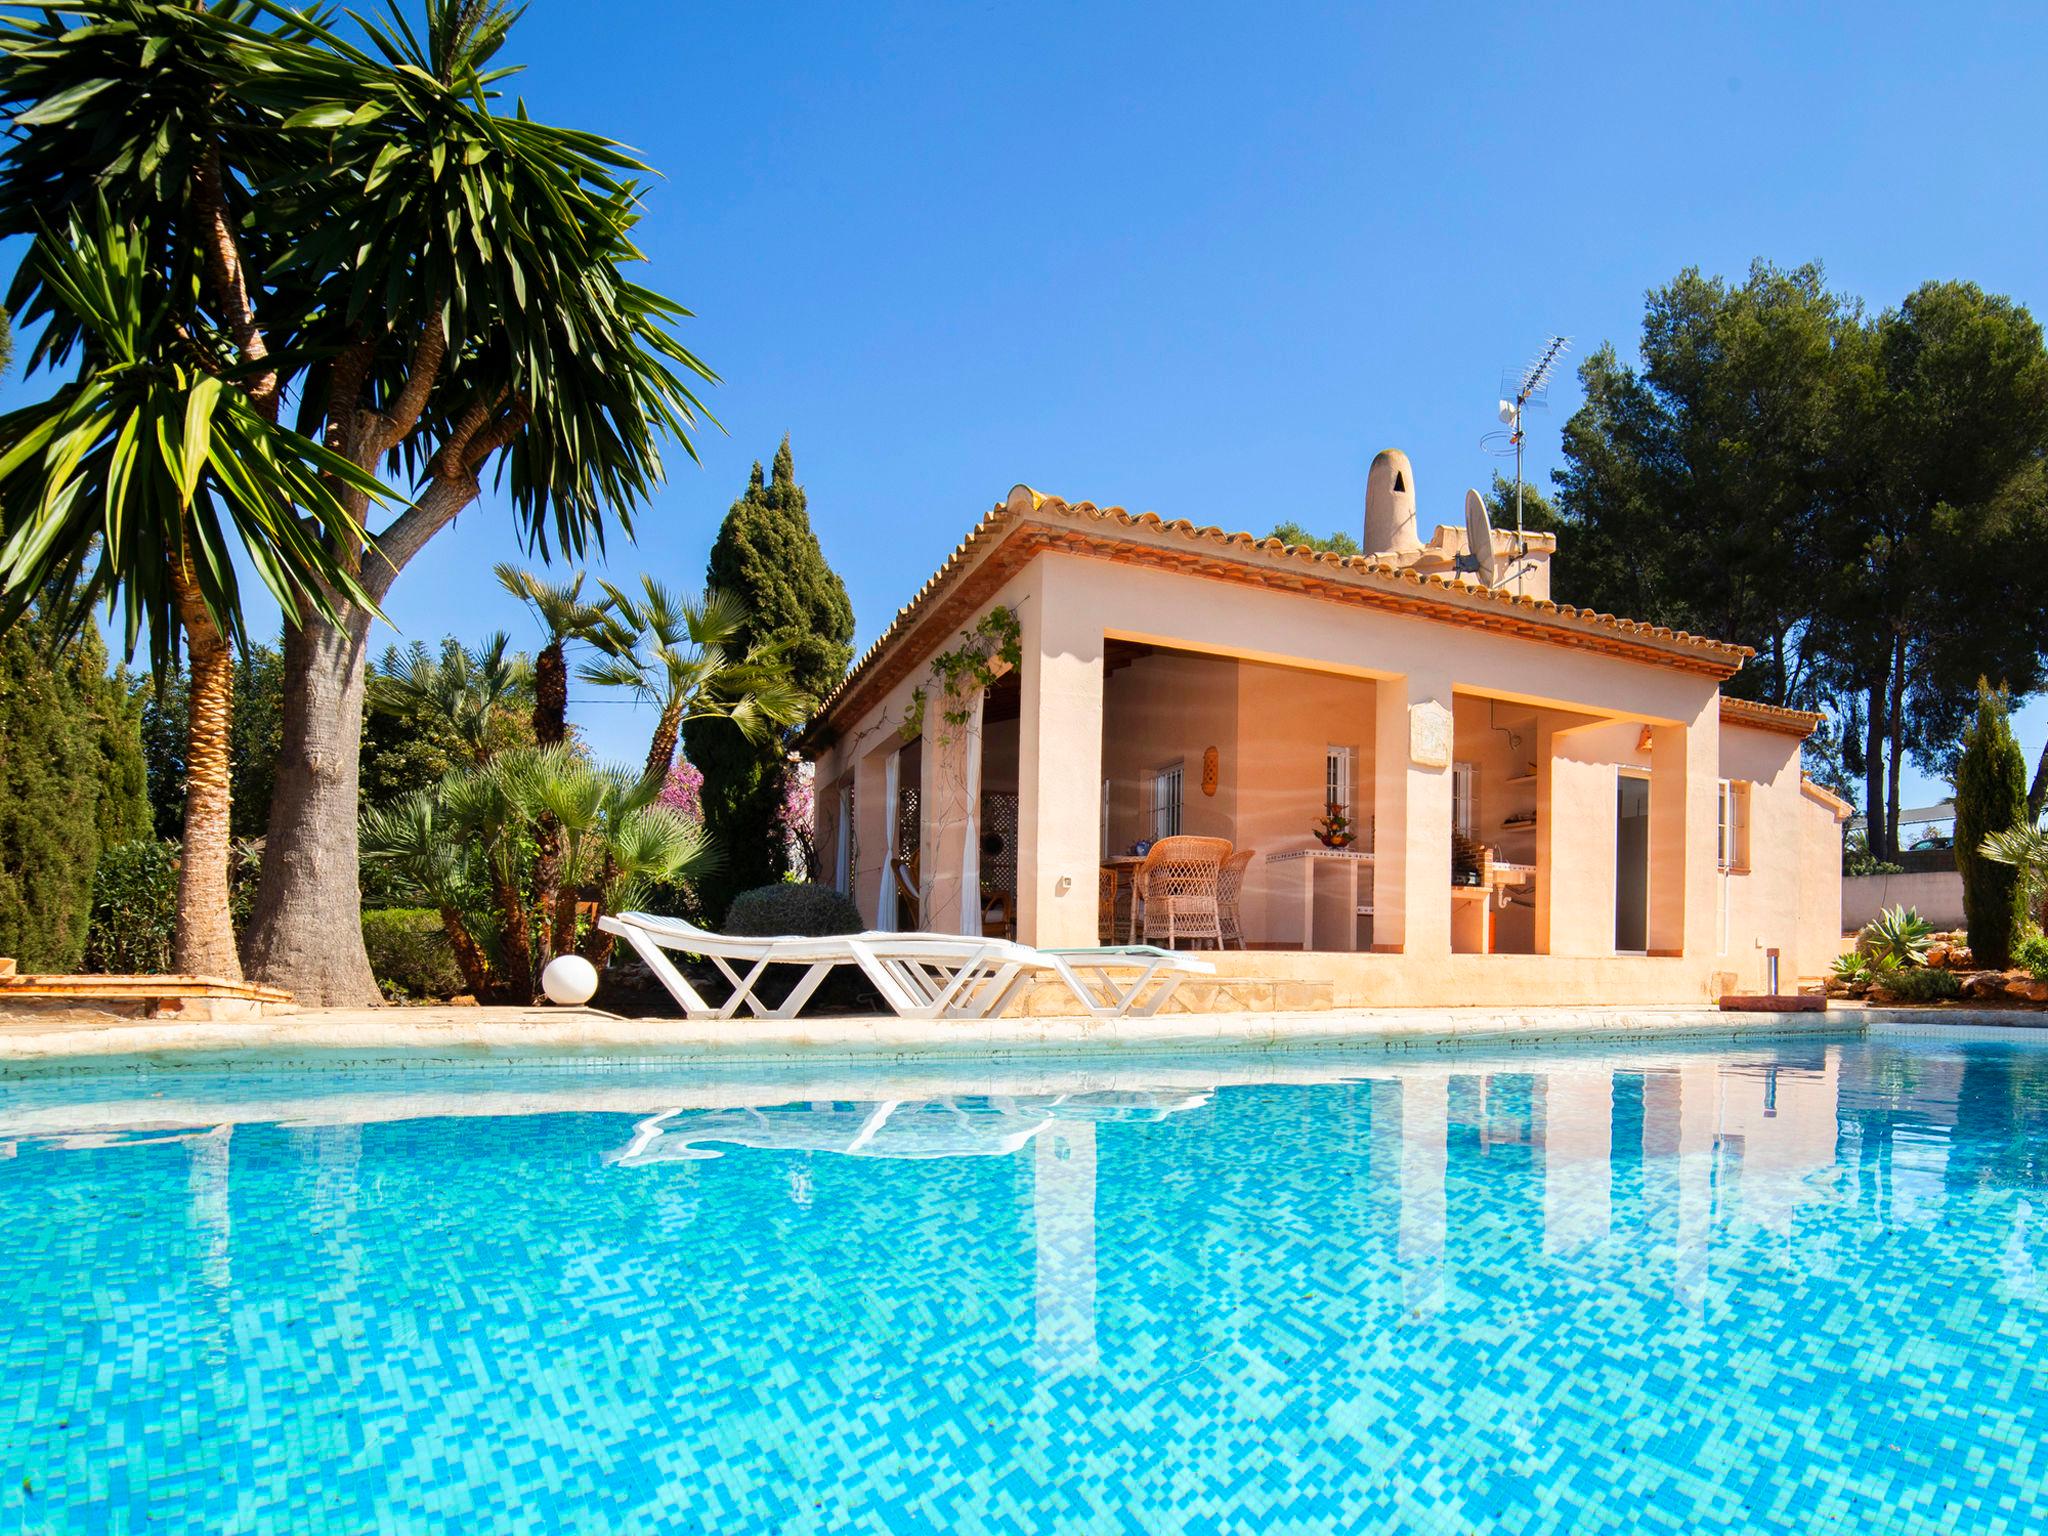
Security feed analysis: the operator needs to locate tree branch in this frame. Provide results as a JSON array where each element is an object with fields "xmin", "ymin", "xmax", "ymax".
[
  {"xmin": 363, "ymin": 390, "xmax": 529, "ymax": 604},
  {"xmin": 364, "ymin": 475, "xmax": 483, "ymax": 605},
  {"xmin": 191, "ymin": 141, "xmax": 277, "ymax": 419},
  {"xmin": 2030, "ymin": 738, "xmax": 2048, "ymax": 821},
  {"xmin": 372, "ymin": 307, "xmax": 448, "ymax": 461},
  {"xmin": 462, "ymin": 395, "xmax": 530, "ymax": 475}
]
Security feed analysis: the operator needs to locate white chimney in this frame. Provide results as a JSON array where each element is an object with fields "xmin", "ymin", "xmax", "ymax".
[{"xmin": 1364, "ymin": 448, "xmax": 1420, "ymax": 559}]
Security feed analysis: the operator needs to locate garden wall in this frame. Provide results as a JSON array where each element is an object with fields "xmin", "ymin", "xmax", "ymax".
[{"xmin": 1842, "ymin": 870, "xmax": 1964, "ymax": 932}]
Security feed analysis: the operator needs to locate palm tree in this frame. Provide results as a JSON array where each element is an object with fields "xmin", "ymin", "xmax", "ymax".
[
  {"xmin": 0, "ymin": 0, "xmax": 718, "ymax": 1004},
  {"xmin": 495, "ymin": 565, "xmax": 609, "ymax": 747},
  {"xmin": 0, "ymin": 216, "xmax": 383, "ymax": 976},
  {"xmin": 361, "ymin": 744, "xmax": 713, "ymax": 1001},
  {"xmin": 369, "ymin": 634, "xmax": 532, "ymax": 767},
  {"xmin": 581, "ymin": 581, "xmax": 808, "ymax": 784}
]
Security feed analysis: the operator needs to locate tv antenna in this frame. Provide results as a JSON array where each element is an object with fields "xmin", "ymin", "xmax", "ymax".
[{"xmin": 1479, "ymin": 334, "xmax": 1570, "ymax": 552}]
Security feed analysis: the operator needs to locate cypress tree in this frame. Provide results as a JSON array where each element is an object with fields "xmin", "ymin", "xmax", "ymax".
[
  {"xmin": 684, "ymin": 439, "xmax": 854, "ymax": 921},
  {"xmin": 1955, "ymin": 680, "xmax": 2029, "ymax": 967},
  {"xmin": 0, "ymin": 603, "xmax": 150, "ymax": 971}
]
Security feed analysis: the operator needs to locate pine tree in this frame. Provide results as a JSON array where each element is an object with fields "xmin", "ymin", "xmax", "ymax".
[
  {"xmin": 684, "ymin": 439, "xmax": 855, "ymax": 921},
  {"xmin": 0, "ymin": 602, "xmax": 149, "ymax": 970},
  {"xmin": 1955, "ymin": 680, "xmax": 2030, "ymax": 968}
]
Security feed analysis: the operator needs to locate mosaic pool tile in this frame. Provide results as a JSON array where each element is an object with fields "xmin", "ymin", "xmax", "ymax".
[{"xmin": 3, "ymin": 1036, "xmax": 2048, "ymax": 1531}]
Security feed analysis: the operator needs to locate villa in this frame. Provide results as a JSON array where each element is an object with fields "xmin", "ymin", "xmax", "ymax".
[{"xmin": 805, "ymin": 450, "xmax": 1849, "ymax": 1008}]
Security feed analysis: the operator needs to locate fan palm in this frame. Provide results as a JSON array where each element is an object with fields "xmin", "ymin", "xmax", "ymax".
[
  {"xmin": 581, "ymin": 580, "xmax": 809, "ymax": 784},
  {"xmin": 0, "ymin": 215, "xmax": 384, "ymax": 976},
  {"xmin": 370, "ymin": 633, "xmax": 532, "ymax": 767},
  {"xmin": 1981, "ymin": 823, "xmax": 2048, "ymax": 928},
  {"xmin": 495, "ymin": 564, "xmax": 609, "ymax": 746},
  {"xmin": 362, "ymin": 744, "xmax": 713, "ymax": 1000}
]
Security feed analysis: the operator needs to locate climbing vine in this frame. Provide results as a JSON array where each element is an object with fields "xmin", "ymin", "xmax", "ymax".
[{"xmin": 899, "ymin": 604, "xmax": 1023, "ymax": 744}]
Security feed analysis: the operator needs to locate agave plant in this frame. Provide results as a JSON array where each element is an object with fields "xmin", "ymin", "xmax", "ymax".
[
  {"xmin": 1859, "ymin": 904, "xmax": 1934, "ymax": 969},
  {"xmin": 1830, "ymin": 951, "xmax": 1872, "ymax": 986}
]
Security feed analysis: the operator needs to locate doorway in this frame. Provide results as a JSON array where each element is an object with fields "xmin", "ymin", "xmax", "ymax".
[{"xmin": 1615, "ymin": 772, "xmax": 1650, "ymax": 953}]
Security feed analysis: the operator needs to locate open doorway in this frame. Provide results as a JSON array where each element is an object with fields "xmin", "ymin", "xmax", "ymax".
[{"xmin": 1615, "ymin": 771, "xmax": 1650, "ymax": 953}]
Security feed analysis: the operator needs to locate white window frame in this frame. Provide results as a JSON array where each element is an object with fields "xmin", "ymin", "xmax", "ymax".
[
  {"xmin": 1325, "ymin": 745, "xmax": 1353, "ymax": 816},
  {"xmin": 1718, "ymin": 779, "xmax": 1753, "ymax": 874},
  {"xmin": 1148, "ymin": 761, "xmax": 1184, "ymax": 841}
]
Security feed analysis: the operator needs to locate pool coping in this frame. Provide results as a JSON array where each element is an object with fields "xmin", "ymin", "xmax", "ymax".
[{"xmin": 0, "ymin": 1001, "xmax": 2031, "ymax": 1077}]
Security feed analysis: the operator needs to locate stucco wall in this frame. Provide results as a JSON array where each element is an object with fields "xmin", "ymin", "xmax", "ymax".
[
  {"xmin": 1232, "ymin": 664, "xmax": 1377, "ymax": 948},
  {"xmin": 808, "ymin": 542, "xmax": 1841, "ymax": 1004},
  {"xmin": 1841, "ymin": 870, "xmax": 1961, "ymax": 932},
  {"xmin": 1714, "ymin": 723, "xmax": 1848, "ymax": 986}
]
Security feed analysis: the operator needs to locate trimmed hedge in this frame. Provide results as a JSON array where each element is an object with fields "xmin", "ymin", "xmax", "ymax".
[
  {"xmin": 724, "ymin": 881, "xmax": 864, "ymax": 938},
  {"xmin": 362, "ymin": 907, "xmax": 465, "ymax": 1000},
  {"xmin": 714, "ymin": 881, "xmax": 870, "ymax": 1014}
]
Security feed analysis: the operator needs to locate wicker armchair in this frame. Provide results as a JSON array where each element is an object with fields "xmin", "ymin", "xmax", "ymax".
[
  {"xmin": 1217, "ymin": 847, "xmax": 1257, "ymax": 949},
  {"xmin": 1098, "ymin": 866, "xmax": 1121, "ymax": 944},
  {"xmin": 1131, "ymin": 835, "xmax": 1233, "ymax": 949}
]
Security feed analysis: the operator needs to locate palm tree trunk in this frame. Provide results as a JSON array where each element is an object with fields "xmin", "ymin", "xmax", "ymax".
[
  {"xmin": 168, "ymin": 562, "xmax": 243, "ymax": 979},
  {"xmin": 488, "ymin": 854, "xmax": 536, "ymax": 1004},
  {"xmin": 533, "ymin": 640, "xmax": 568, "ymax": 746},
  {"xmin": 1864, "ymin": 680, "xmax": 1888, "ymax": 862},
  {"xmin": 551, "ymin": 886, "xmax": 581, "ymax": 962},
  {"xmin": 529, "ymin": 634, "xmax": 569, "ymax": 967},
  {"xmin": 242, "ymin": 604, "xmax": 383, "ymax": 1005},
  {"xmin": 247, "ymin": 475, "xmax": 482, "ymax": 1007},
  {"xmin": 644, "ymin": 703, "xmax": 684, "ymax": 784},
  {"xmin": 436, "ymin": 905, "xmax": 496, "ymax": 1000}
]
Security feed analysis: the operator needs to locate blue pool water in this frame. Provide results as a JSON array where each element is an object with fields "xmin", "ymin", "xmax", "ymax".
[{"xmin": 3, "ymin": 1030, "xmax": 2047, "ymax": 1533}]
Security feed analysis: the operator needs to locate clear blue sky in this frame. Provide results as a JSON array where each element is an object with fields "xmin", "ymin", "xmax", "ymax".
[{"xmin": 14, "ymin": 0, "xmax": 2046, "ymax": 809}]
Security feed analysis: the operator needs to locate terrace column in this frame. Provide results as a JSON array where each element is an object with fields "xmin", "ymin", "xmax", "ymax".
[
  {"xmin": 919, "ymin": 689, "xmax": 982, "ymax": 936},
  {"xmin": 1648, "ymin": 693, "xmax": 1718, "ymax": 957},
  {"xmin": 851, "ymin": 743, "xmax": 892, "ymax": 928},
  {"xmin": 1016, "ymin": 562, "xmax": 1105, "ymax": 948},
  {"xmin": 1371, "ymin": 665, "xmax": 1454, "ymax": 956}
]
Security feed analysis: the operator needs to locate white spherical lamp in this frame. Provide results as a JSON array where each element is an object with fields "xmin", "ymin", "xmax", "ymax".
[{"xmin": 541, "ymin": 954, "xmax": 599, "ymax": 1007}]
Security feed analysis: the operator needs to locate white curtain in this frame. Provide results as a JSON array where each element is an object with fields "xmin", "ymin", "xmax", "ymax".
[
  {"xmin": 878, "ymin": 749, "xmax": 902, "ymax": 930},
  {"xmin": 959, "ymin": 688, "xmax": 984, "ymax": 936}
]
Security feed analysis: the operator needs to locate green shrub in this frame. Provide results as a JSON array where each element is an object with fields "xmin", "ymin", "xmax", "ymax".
[
  {"xmin": 82, "ymin": 839, "xmax": 178, "ymax": 974},
  {"xmin": 1844, "ymin": 853, "xmax": 1905, "ymax": 876},
  {"xmin": 361, "ymin": 908, "xmax": 465, "ymax": 1000},
  {"xmin": 1955, "ymin": 681, "xmax": 2029, "ymax": 967},
  {"xmin": 724, "ymin": 881, "xmax": 864, "ymax": 938},
  {"xmin": 1859, "ymin": 905, "xmax": 1934, "ymax": 969},
  {"xmin": 1881, "ymin": 965, "xmax": 1962, "ymax": 1003},
  {"xmin": 2015, "ymin": 933, "xmax": 2048, "ymax": 983},
  {"xmin": 714, "ymin": 881, "xmax": 871, "ymax": 1014}
]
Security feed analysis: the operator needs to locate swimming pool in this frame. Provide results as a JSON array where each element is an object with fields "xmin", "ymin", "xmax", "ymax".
[{"xmin": 3, "ymin": 1029, "xmax": 2043, "ymax": 1533}]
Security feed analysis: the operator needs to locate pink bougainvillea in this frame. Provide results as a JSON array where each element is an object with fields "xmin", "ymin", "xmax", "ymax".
[
  {"xmin": 658, "ymin": 759, "xmax": 704, "ymax": 822},
  {"xmin": 776, "ymin": 756, "xmax": 815, "ymax": 840}
]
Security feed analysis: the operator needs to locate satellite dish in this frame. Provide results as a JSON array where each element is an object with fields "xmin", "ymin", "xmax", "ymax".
[{"xmin": 1463, "ymin": 488, "xmax": 1502, "ymax": 587}]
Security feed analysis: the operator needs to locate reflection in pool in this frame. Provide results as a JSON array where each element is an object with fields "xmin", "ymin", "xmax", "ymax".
[{"xmin": 3, "ymin": 1031, "xmax": 2046, "ymax": 1533}]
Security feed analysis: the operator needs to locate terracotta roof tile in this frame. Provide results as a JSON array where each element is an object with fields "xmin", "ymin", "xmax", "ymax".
[{"xmin": 809, "ymin": 490, "xmax": 1758, "ymax": 740}]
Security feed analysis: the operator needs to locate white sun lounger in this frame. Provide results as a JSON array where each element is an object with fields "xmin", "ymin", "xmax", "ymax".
[{"xmin": 597, "ymin": 912, "xmax": 1214, "ymax": 1021}]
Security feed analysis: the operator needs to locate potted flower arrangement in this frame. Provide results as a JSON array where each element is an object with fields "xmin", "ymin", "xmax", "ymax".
[{"xmin": 1313, "ymin": 800, "xmax": 1355, "ymax": 849}]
